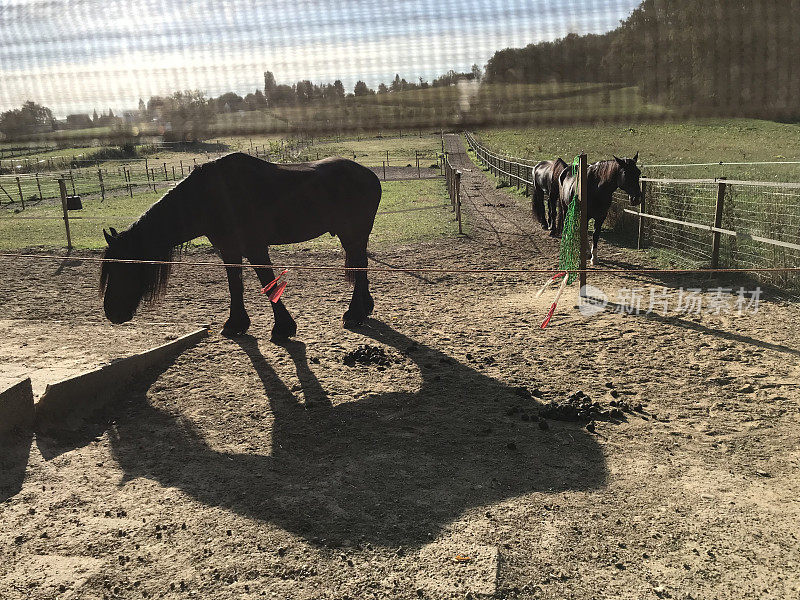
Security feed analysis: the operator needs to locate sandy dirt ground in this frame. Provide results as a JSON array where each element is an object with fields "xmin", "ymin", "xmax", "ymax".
[{"xmin": 1, "ymin": 135, "xmax": 798, "ymax": 600}]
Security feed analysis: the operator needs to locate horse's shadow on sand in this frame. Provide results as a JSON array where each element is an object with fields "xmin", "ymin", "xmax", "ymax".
[{"xmin": 65, "ymin": 321, "xmax": 608, "ymax": 547}]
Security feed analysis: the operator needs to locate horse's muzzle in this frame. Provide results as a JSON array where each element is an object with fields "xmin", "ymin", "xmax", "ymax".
[
  {"xmin": 629, "ymin": 194, "xmax": 642, "ymax": 206},
  {"xmin": 105, "ymin": 309, "xmax": 134, "ymax": 324}
]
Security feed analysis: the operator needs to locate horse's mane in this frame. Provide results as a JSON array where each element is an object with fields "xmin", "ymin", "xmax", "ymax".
[
  {"xmin": 100, "ymin": 242, "xmax": 181, "ymax": 304},
  {"xmin": 588, "ymin": 159, "xmax": 620, "ymax": 185},
  {"xmin": 99, "ymin": 187, "xmax": 187, "ymax": 304}
]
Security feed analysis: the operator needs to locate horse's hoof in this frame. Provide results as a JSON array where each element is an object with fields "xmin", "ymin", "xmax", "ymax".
[
  {"xmin": 343, "ymin": 317, "xmax": 366, "ymax": 330},
  {"xmin": 271, "ymin": 325, "xmax": 296, "ymax": 343},
  {"xmin": 221, "ymin": 327, "xmax": 248, "ymax": 338}
]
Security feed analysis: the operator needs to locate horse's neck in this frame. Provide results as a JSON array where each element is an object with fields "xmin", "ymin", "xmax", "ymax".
[
  {"xmin": 131, "ymin": 185, "xmax": 204, "ymax": 249},
  {"xmin": 591, "ymin": 161, "xmax": 620, "ymax": 195}
]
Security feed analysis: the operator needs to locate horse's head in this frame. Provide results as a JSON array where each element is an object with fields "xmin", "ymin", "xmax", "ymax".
[
  {"xmin": 614, "ymin": 152, "xmax": 641, "ymax": 205},
  {"xmin": 100, "ymin": 228, "xmax": 171, "ymax": 324}
]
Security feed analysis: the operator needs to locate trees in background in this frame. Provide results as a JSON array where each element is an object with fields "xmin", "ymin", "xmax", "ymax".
[
  {"xmin": 484, "ymin": 0, "xmax": 800, "ymax": 117},
  {"xmin": 0, "ymin": 101, "xmax": 54, "ymax": 138}
]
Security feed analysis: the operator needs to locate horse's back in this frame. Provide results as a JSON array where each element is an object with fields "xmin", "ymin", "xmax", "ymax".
[
  {"xmin": 198, "ymin": 153, "xmax": 381, "ymax": 246},
  {"xmin": 212, "ymin": 153, "xmax": 379, "ymax": 201}
]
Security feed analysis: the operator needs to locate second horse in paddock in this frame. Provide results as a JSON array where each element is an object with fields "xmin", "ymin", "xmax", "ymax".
[
  {"xmin": 532, "ymin": 158, "xmax": 569, "ymax": 234},
  {"xmin": 100, "ymin": 153, "xmax": 382, "ymax": 340},
  {"xmin": 558, "ymin": 154, "xmax": 641, "ymax": 265}
]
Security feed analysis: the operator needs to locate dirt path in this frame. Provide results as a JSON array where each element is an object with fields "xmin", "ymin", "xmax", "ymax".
[{"xmin": 1, "ymin": 140, "xmax": 799, "ymax": 599}]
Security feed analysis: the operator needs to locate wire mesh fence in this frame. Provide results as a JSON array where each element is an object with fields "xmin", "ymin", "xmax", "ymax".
[
  {"xmin": 719, "ymin": 183, "xmax": 800, "ymax": 290},
  {"xmin": 613, "ymin": 180, "xmax": 800, "ymax": 291}
]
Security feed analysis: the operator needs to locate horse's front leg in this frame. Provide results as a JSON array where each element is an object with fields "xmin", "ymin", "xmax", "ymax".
[
  {"xmin": 341, "ymin": 239, "xmax": 372, "ymax": 329},
  {"xmin": 220, "ymin": 251, "xmax": 251, "ymax": 337},
  {"xmin": 590, "ymin": 216, "xmax": 605, "ymax": 266},
  {"xmin": 247, "ymin": 248, "xmax": 297, "ymax": 342}
]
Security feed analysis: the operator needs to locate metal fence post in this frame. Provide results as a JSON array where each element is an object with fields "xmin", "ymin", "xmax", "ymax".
[
  {"xmin": 58, "ymin": 178, "xmax": 72, "ymax": 250},
  {"xmin": 711, "ymin": 178, "xmax": 727, "ymax": 268},
  {"xmin": 579, "ymin": 154, "xmax": 589, "ymax": 294}
]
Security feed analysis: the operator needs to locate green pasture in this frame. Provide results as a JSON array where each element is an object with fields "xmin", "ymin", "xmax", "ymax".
[
  {"xmin": 473, "ymin": 119, "xmax": 800, "ymax": 181},
  {"xmin": 0, "ymin": 178, "xmax": 456, "ymax": 251}
]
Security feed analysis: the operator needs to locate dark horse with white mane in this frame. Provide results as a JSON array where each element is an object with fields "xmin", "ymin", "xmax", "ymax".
[
  {"xmin": 558, "ymin": 154, "xmax": 641, "ymax": 265},
  {"xmin": 100, "ymin": 153, "xmax": 382, "ymax": 340},
  {"xmin": 532, "ymin": 158, "xmax": 569, "ymax": 234}
]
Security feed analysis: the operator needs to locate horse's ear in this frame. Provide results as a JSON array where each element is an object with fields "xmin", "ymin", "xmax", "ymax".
[
  {"xmin": 633, "ymin": 151, "xmax": 639, "ymax": 163},
  {"xmin": 109, "ymin": 227, "xmax": 119, "ymax": 237},
  {"xmin": 103, "ymin": 229, "xmax": 114, "ymax": 245},
  {"xmin": 614, "ymin": 156, "xmax": 625, "ymax": 167}
]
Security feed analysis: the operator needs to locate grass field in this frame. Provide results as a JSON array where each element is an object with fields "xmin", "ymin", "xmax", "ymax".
[
  {"xmin": 0, "ymin": 178, "xmax": 455, "ymax": 251},
  {"xmin": 473, "ymin": 119, "xmax": 800, "ymax": 181}
]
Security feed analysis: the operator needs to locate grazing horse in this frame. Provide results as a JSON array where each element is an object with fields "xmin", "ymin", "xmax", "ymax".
[
  {"xmin": 100, "ymin": 153, "xmax": 382, "ymax": 340},
  {"xmin": 557, "ymin": 153, "xmax": 641, "ymax": 265},
  {"xmin": 532, "ymin": 158, "xmax": 569, "ymax": 234}
]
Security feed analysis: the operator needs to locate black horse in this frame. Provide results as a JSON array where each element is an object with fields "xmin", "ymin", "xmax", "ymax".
[
  {"xmin": 100, "ymin": 153, "xmax": 382, "ymax": 339},
  {"xmin": 532, "ymin": 158, "xmax": 569, "ymax": 234},
  {"xmin": 558, "ymin": 153, "xmax": 641, "ymax": 265}
]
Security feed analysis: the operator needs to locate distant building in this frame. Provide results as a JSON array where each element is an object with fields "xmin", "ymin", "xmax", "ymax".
[{"xmin": 65, "ymin": 113, "xmax": 93, "ymax": 129}]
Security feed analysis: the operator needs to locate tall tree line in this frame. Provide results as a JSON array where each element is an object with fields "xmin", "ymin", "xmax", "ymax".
[{"xmin": 485, "ymin": 0, "xmax": 800, "ymax": 118}]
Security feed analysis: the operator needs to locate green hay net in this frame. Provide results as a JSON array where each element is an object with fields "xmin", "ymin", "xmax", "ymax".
[{"xmin": 557, "ymin": 156, "xmax": 581, "ymax": 285}]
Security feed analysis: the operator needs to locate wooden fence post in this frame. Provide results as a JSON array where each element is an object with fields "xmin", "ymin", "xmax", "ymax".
[
  {"xmin": 35, "ymin": 173, "xmax": 42, "ymax": 202},
  {"xmin": 16, "ymin": 176, "xmax": 24, "ymax": 209},
  {"xmin": 456, "ymin": 170, "xmax": 463, "ymax": 235},
  {"xmin": 98, "ymin": 168, "xmax": 105, "ymax": 201},
  {"xmin": 711, "ymin": 178, "xmax": 726, "ymax": 268},
  {"xmin": 579, "ymin": 154, "xmax": 589, "ymax": 294},
  {"xmin": 58, "ymin": 179, "xmax": 72, "ymax": 250},
  {"xmin": 636, "ymin": 180, "xmax": 647, "ymax": 250}
]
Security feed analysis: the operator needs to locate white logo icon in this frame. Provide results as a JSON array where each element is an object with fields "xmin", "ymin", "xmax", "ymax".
[{"xmin": 578, "ymin": 285, "xmax": 608, "ymax": 317}]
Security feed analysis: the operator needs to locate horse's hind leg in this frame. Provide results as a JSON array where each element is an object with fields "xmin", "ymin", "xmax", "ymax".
[
  {"xmin": 590, "ymin": 216, "xmax": 605, "ymax": 266},
  {"xmin": 246, "ymin": 248, "xmax": 297, "ymax": 342},
  {"xmin": 532, "ymin": 187, "xmax": 548, "ymax": 229},
  {"xmin": 341, "ymin": 237, "xmax": 372, "ymax": 329},
  {"xmin": 220, "ymin": 251, "xmax": 251, "ymax": 337}
]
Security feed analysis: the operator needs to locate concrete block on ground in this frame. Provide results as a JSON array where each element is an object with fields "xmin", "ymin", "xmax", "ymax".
[
  {"xmin": 35, "ymin": 328, "xmax": 208, "ymax": 425},
  {"xmin": 0, "ymin": 377, "xmax": 34, "ymax": 435}
]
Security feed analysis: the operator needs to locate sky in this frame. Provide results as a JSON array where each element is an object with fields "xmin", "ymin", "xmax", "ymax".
[{"xmin": 0, "ymin": 0, "xmax": 640, "ymax": 117}]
